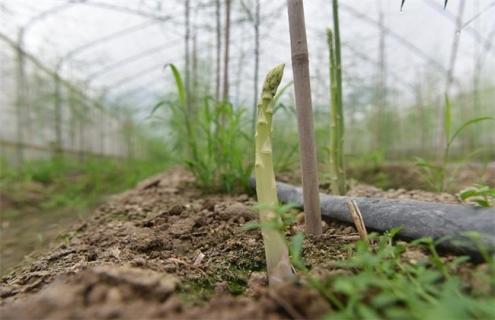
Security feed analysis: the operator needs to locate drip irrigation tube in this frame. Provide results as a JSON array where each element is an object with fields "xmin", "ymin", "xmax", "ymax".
[{"xmin": 250, "ymin": 179, "xmax": 495, "ymax": 255}]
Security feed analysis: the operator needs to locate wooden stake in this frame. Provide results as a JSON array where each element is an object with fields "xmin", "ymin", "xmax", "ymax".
[{"xmin": 286, "ymin": 0, "xmax": 322, "ymax": 235}]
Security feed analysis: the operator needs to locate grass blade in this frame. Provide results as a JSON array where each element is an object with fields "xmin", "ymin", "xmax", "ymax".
[
  {"xmin": 448, "ymin": 116, "xmax": 494, "ymax": 146},
  {"xmin": 164, "ymin": 64, "xmax": 186, "ymax": 108},
  {"xmin": 148, "ymin": 100, "xmax": 168, "ymax": 119}
]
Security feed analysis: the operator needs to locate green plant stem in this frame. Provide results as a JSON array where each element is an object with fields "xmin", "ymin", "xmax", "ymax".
[
  {"xmin": 255, "ymin": 64, "xmax": 293, "ymax": 285},
  {"xmin": 332, "ymin": 0, "xmax": 346, "ymax": 194},
  {"xmin": 327, "ymin": 27, "xmax": 346, "ymax": 195}
]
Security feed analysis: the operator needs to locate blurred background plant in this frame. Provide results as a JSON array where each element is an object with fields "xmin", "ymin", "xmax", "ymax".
[
  {"xmin": 151, "ymin": 64, "xmax": 252, "ymax": 193},
  {"xmin": 415, "ymin": 96, "xmax": 494, "ymax": 192},
  {"xmin": 0, "ymin": 149, "xmax": 170, "ymax": 273}
]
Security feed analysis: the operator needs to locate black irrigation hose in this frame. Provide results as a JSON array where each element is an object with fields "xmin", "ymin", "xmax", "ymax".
[{"xmin": 249, "ymin": 179, "xmax": 495, "ymax": 255}]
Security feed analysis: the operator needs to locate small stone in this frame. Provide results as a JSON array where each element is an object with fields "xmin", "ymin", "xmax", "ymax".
[
  {"xmin": 137, "ymin": 175, "xmax": 161, "ymax": 190},
  {"xmin": 168, "ymin": 203, "xmax": 185, "ymax": 215},
  {"xmin": 213, "ymin": 204, "xmax": 224, "ymax": 214},
  {"xmin": 169, "ymin": 218, "xmax": 195, "ymax": 236},
  {"xmin": 86, "ymin": 250, "xmax": 97, "ymax": 262},
  {"xmin": 202, "ymin": 200, "xmax": 215, "ymax": 211},
  {"xmin": 163, "ymin": 264, "xmax": 177, "ymax": 273},
  {"xmin": 159, "ymin": 296, "xmax": 183, "ymax": 314},
  {"xmin": 237, "ymin": 194, "xmax": 249, "ymax": 202},
  {"xmin": 131, "ymin": 257, "xmax": 146, "ymax": 267},
  {"xmin": 0, "ymin": 286, "xmax": 15, "ymax": 299},
  {"xmin": 321, "ymin": 221, "xmax": 329, "ymax": 232},
  {"xmin": 223, "ymin": 203, "xmax": 257, "ymax": 220},
  {"xmin": 343, "ymin": 226, "xmax": 355, "ymax": 234}
]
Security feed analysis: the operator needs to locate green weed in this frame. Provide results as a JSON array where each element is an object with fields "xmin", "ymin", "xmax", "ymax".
[
  {"xmin": 416, "ymin": 96, "xmax": 493, "ymax": 192},
  {"xmin": 458, "ymin": 184, "xmax": 495, "ymax": 207},
  {"xmin": 290, "ymin": 229, "xmax": 495, "ymax": 319},
  {"xmin": 190, "ymin": 98, "xmax": 252, "ymax": 193},
  {"xmin": 1, "ymin": 156, "xmax": 168, "ymax": 209},
  {"xmin": 154, "ymin": 64, "xmax": 252, "ymax": 193}
]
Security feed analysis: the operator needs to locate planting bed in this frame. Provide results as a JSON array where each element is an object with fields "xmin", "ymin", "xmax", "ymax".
[{"xmin": 0, "ymin": 168, "xmax": 493, "ymax": 319}]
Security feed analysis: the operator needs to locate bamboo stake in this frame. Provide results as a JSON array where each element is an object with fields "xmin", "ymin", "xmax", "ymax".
[{"xmin": 286, "ymin": 0, "xmax": 322, "ymax": 235}]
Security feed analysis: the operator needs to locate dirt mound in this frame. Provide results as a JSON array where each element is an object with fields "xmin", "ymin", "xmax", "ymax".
[
  {"xmin": 346, "ymin": 184, "xmax": 460, "ymax": 204},
  {"xmin": 0, "ymin": 167, "xmax": 357, "ymax": 319},
  {"xmin": 3, "ymin": 166, "xmax": 487, "ymax": 319},
  {"xmin": 346, "ymin": 162, "xmax": 495, "ymax": 192},
  {"xmin": 1, "ymin": 266, "xmax": 179, "ymax": 320},
  {"xmin": 0, "ymin": 264, "xmax": 330, "ymax": 320}
]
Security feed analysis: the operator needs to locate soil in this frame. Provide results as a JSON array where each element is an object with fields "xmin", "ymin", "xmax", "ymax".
[
  {"xmin": 0, "ymin": 182, "xmax": 94, "ymax": 273},
  {"xmin": 0, "ymin": 167, "xmax": 489, "ymax": 319},
  {"xmin": 346, "ymin": 162, "xmax": 495, "ymax": 192}
]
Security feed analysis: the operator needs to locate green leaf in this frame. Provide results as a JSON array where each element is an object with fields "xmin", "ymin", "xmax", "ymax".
[
  {"xmin": 474, "ymin": 199, "xmax": 490, "ymax": 207},
  {"xmin": 459, "ymin": 184, "xmax": 495, "ymax": 207},
  {"xmin": 274, "ymin": 202, "xmax": 299, "ymax": 214},
  {"xmin": 411, "ymin": 237, "xmax": 434, "ymax": 246},
  {"xmin": 385, "ymin": 227, "xmax": 403, "ymax": 239},
  {"xmin": 164, "ymin": 64, "xmax": 186, "ymax": 108},
  {"xmin": 459, "ymin": 189, "xmax": 479, "ymax": 200},
  {"xmin": 448, "ymin": 116, "xmax": 494, "ymax": 147},
  {"xmin": 147, "ymin": 100, "xmax": 168, "ymax": 119},
  {"xmin": 415, "ymin": 157, "xmax": 441, "ymax": 171},
  {"xmin": 243, "ymin": 221, "xmax": 261, "ymax": 231}
]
